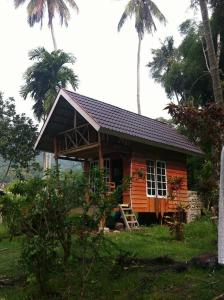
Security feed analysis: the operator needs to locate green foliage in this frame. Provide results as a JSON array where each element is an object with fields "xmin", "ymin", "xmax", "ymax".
[
  {"xmin": 21, "ymin": 47, "xmax": 79, "ymax": 121},
  {"xmin": 0, "ymin": 93, "xmax": 38, "ymax": 182},
  {"xmin": 0, "ymin": 218, "xmax": 222, "ymax": 299},
  {"xmin": 14, "ymin": 0, "xmax": 79, "ymax": 28},
  {"xmin": 0, "ymin": 167, "xmax": 125, "ymax": 295},
  {"xmin": 148, "ymin": 19, "xmax": 214, "ymax": 105},
  {"xmin": 118, "ymin": 0, "xmax": 166, "ymax": 39}
]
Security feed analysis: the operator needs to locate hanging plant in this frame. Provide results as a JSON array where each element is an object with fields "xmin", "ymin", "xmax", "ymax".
[
  {"xmin": 134, "ymin": 168, "xmax": 146, "ymax": 179},
  {"xmin": 168, "ymin": 176, "xmax": 183, "ymax": 194}
]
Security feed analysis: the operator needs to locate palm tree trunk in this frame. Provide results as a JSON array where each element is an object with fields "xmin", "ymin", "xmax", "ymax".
[
  {"xmin": 137, "ymin": 35, "xmax": 142, "ymax": 115},
  {"xmin": 199, "ymin": 0, "xmax": 223, "ymax": 105},
  {"xmin": 218, "ymin": 146, "xmax": 224, "ymax": 264},
  {"xmin": 50, "ymin": 23, "xmax": 58, "ymax": 51}
]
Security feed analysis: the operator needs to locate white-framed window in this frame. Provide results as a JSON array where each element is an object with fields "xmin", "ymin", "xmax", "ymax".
[{"xmin": 146, "ymin": 160, "xmax": 167, "ymax": 198}]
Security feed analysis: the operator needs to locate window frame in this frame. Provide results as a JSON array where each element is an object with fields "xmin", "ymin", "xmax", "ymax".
[{"xmin": 146, "ymin": 159, "xmax": 167, "ymax": 198}]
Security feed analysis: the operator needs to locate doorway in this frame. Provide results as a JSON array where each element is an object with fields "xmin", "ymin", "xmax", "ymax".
[{"xmin": 111, "ymin": 159, "xmax": 123, "ymax": 203}]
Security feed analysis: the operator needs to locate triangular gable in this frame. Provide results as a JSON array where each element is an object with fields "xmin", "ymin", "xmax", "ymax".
[{"xmin": 34, "ymin": 89, "xmax": 100, "ymax": 150}]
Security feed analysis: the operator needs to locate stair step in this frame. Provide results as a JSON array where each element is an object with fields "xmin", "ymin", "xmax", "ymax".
[
  {"xmin": 119, "ymin": 204, "xmax": 139, "ymax": 230},
  {"xmin": 125, "ymin": 214, "xmax": 136, "ymax": 217}
]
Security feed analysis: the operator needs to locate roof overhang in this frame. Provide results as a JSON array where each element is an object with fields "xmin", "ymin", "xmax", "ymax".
[
  {"xmin": 34, "ymin": 89, "xmax": 100, "ymax": 152},
  {"xmin": 99, "ymin": 127, "xmax": 204, "ymax": 157},
  {"xmin": 35, "ymin": 89, "xmax": 203, "ymax": 157}
]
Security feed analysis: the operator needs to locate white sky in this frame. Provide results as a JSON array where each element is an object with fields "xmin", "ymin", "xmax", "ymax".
[{"xmin": 0, "ymin": 0, "xmax": 198, "ymax": 124}]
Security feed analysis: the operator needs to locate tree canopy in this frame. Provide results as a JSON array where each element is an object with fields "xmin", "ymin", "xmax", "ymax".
[
  {"xmin": 14, "ymin": 0, "xmax": 79, "ymax": 49},
  {"xmin": 0, "ymin": 93, "xmax": 38, "ymax": 181},
  {"xmin": 21, "ymin": 47, "xmax": 79, "ymax": 121}
]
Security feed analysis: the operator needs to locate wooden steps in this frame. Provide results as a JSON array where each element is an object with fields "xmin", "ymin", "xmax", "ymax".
[{"xmin": 119, "ymin": 204, "xmax": 139, "ymax": 230}]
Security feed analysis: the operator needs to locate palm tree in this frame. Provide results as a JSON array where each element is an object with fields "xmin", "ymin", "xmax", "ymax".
[
  {"xmin": 14, "ymin": 0, "xmax": 79, "ymax": 50},
  {"xmin": 118, "ymin": 0, "xmax": 166, "ymax": 115},
  {"xmin": 147, "ymin": 37, "xmax": 181, "ymax": 101},
  {"xmin": 21, "ymin": 47, "xmax": 79, "ymax": 121}
]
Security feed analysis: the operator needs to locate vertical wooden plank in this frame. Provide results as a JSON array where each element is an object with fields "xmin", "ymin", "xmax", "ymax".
[
  {"xmin": 53, "ymin": 137, "xmax": 59, "ymax": 184},
  {"xmin": 98, "ymin": 133, "xmax": 104, "ymax": 169}
]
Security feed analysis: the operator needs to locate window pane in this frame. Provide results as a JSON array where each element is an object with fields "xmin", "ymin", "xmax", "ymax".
[
  {"xmin": 156, "ymin": 161, "xmax": 167, "ymax": 197},
  {"xmin": 146, "ymin": 160, "xmax": 155, "ymax": 196}
]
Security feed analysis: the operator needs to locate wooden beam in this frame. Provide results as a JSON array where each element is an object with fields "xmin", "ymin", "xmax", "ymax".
[
  {"xmin": 54, "ymin": 137, "xmax": 58, "ymax": 159},
  {"xmin": 58, "ymin": 156, "xmax": 84, "ymax": 162},
  {"xmin": 58, "ymin": 123, "xmax": 90, "ymax": 136},
  {"xmin": 59, "ymin": 142, "xmax": 99, "ymax": 156},
  {"xmin": 98, "ymin": 133, "xmax": 104, "ymax": 169},
  {"xmin": 54, "ymin": 137, "xmax": 59, "ymax": 171}
]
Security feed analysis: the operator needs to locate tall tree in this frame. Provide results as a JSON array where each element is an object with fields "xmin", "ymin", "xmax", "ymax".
[
  {"xmin": 117, "ymin": 0, "xmax": 166, "ymax": 115},
  {"xmin": 14, "ymin": 0, "xmax": 79, "ymax": 50},
  {"xmin": 21, "ymin": 47, "xmax": 79, "ymax": 122},
  {"xmin": 148, "ymin": 21, "xmax": 214, "ymax": 106},
  {"xmin": 198, "ymin": 0, "xmax": 224, "ymax": 266}
]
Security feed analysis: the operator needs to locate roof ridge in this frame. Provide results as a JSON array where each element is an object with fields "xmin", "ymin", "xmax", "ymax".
[
  {"xmin": 62, "ymin": 88, "xmax": 101, "ymax": 128},
  {"xmin": 63, "ymin": 88, "xmax": 171, "ymax": 127}
]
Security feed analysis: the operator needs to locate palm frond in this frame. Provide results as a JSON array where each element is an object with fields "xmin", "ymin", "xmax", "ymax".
[
  {"xmin": 28, "ymin": 47, "xmax": 46, "ymax": 60},
  {"xmin": 147, "ymin": 0, "xmax": 167, "ymax": 25},
  {"xmin": 57, "ymin": 0, "xmax": 70, "ymax": 26},
  {"xmin": 118, "ymin": 0, "xmax": 135, "ymax": 31},
  {"xmin": 14, "ymin": 0, "xmax": 27, "ymax": 8},
  {"xmin": 27, "ymin": 0, "xmax": 45, "ymax": 26},
  {"xmin": 21, "ymin": 47, "xmax": 79, "ymax": 120},
  {"xmin": 65, "ymin": 0, "xmax": 79, "ymax": 13}
]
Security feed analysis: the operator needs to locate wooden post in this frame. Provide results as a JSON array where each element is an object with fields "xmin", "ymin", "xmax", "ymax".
[
  {"xmin": 54, "ymin": 137, "xmax": 59, "ymax": 171},
  {"xmin": 98, "ymin": 133, "xmax": 105, "ymax": 230},
  {"xmin": 98, "ymin": 133, "xmax": 104, "ymax": 169}
]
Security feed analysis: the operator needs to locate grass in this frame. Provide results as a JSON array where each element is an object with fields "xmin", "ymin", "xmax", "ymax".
[
  {"xmin": 109, "ymin": 217, "xmax": 217, "ymax": 261},
  {"xmin": 0, "ymin": 217, "xmax": 224, "ymax": 299}
]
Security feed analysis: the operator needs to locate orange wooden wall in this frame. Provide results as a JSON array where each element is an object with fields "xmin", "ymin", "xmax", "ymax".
[{"xmin": 130, "ymin": 152, "xmax": 188, "ymax": 215}]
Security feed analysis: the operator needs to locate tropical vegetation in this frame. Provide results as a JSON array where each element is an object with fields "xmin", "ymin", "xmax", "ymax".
[
  {"xmin": 0, "ymin": 93, "xmax": 38, "ymax": 182},
  {"xmin": 118, "ymin": 0, "xmax": 166, "ymax": 115},
  {"xmin": 14, "ymin": 0, "xmax": 79, "ymax": 50},
  {"xmin": 21, "ymin": 47, "xmax": 78, "ymax": 122}
]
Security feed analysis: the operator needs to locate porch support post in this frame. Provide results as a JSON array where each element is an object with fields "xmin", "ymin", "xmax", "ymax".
[
  {"xmin": 98, "ymin": 132, "xmax": 105, "ymax": 230},
  {"xmin": 98, "ymin": 133, "xmax": 104, "ymax": 169},
  {"xmin": 54, "ymin": 137, "xmax": 59, "ymax": 171}
]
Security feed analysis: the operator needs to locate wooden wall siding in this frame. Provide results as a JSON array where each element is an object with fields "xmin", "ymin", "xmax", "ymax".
[{"xmin": 130, "ymin": 155, "xmax": 188, "ymax": 214}]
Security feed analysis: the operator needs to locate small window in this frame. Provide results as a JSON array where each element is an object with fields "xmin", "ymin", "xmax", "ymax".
[{"xmin": 146, "ymin": 160, "xmax": 167, "ymax": 197}]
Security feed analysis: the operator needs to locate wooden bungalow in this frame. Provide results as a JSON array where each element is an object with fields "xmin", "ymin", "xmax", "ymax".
[{"xmin": 35, "ymin": 89, "xmax": 202, "ymax": 221}]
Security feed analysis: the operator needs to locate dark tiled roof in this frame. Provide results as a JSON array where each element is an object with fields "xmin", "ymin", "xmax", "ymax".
[{"xmin": 63, "ymin": 89, "xmax": 202, "ymax": 155}]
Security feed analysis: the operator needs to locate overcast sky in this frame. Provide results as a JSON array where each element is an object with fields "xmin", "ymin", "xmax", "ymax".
[{"xmin": 0, "ymin": 0, "xmax": 198, "ymax": 124}]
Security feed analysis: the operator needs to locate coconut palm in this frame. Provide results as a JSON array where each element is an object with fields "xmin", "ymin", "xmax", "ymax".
[
  {"xmin": 118, "ymin": 0, "xmax": 166, "ymax": 115},
  {"xmin": 14, "ymin": 0, "xmax": 79, "ymax": 50},
  {"xmin": 21, "ymin": 47, "xmax": 79, "ymax": 121}
]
